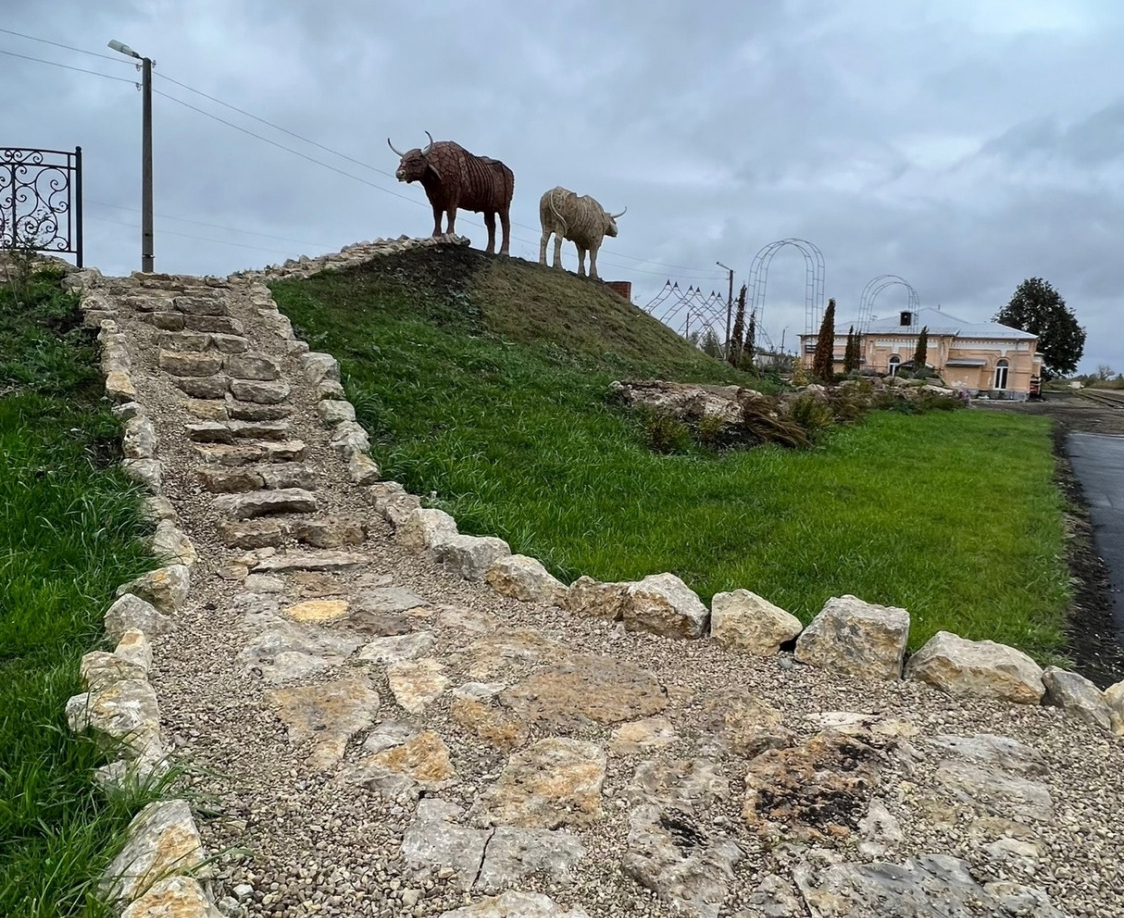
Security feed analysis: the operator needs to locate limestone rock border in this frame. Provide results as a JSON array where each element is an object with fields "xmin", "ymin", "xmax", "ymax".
[{"xmin": 66, "ymin": 268, "xmax": 217, "ymax": 917}]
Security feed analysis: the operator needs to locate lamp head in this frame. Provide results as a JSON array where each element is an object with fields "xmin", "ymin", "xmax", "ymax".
[{"xmin": 108, "ymin": 39, "xmax": 140, "ymax": 58}]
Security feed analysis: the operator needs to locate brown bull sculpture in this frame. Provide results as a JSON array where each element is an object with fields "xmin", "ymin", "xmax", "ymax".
[{"xmin": 388, "ymin": 132, "xmax": 515, "ymax": 256}]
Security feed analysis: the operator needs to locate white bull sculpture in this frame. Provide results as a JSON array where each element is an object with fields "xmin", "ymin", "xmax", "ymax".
[{"xmin": 538, "ymin": 186, "xmax": 626, "ymax": 281}]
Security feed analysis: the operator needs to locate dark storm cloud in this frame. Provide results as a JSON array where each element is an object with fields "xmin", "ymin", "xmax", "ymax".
[{"xmin": 4, "ymin": 0, "xmax": 1123, "ymax": 371}]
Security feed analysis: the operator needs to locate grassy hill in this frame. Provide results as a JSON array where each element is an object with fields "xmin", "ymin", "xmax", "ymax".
[{"xmin": 271, "ymin": 245, "xmax": 1070, "ymax": 659}]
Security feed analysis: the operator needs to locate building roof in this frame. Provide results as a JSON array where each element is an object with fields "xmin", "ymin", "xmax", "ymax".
[{"xmin": 827, "ymin": 307, "xmax": 1037, "ymax": 340}]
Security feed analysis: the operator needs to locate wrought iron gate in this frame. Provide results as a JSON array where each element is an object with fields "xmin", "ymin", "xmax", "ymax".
[{"xmin": 0, "ymin": 146, "xmax": 83, "ymax": 267}]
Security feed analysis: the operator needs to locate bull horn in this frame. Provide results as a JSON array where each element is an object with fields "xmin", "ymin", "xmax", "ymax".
[
  {"xmin": 610, "ymin": 206, "xmax": 628, "ymax": 219},
  {"xmin": 387, "ymin": 137, "xmax": 407, "ymax": 157},
  {"xmin": 423, "ymin": 131, "xmax": 435, "ymax": 156}
]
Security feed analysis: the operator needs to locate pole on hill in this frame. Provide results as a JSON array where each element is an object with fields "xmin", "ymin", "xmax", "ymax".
[{"xmin": 717, "ymin": 261, "xmax": 734, "ymax": 357}]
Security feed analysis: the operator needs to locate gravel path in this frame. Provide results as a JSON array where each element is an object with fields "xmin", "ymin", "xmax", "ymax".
[{"xmin": 83, "ymin": 248, "xmax": 1124, "ymax": 918}]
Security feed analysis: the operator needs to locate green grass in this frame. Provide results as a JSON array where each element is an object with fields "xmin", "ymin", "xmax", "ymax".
[
  {"xmin": 0, "ymin": 268, "xmax": 170, "ymax": 917},
  {"xmin": 272, "ymin": 247, "xmax": 1070, "ymax": 658}
]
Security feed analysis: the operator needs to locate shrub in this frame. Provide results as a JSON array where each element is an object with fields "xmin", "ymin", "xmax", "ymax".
[
  {"xmin": 642, "ymin": 409, "xmax": 693, "ymax": 453},
  {"xmin": 789, "ymin": 393, "xmax": 835, "ymax": 439}
]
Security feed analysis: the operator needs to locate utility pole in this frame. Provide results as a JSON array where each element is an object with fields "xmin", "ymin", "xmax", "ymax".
[
  {"xmin": 716, "ymin": 261, "xmax": 734, "ymax": 356},
  {"xmin": 141, "ymin": 55, "xmax": 153, "ymax": 272},
  {"xmin": 109, "ymin": 40, "xmax": 154, "ymax": 272}
]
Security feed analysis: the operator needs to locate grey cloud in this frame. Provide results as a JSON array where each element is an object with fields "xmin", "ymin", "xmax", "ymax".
[{"xmin": 3, "ymin": 0, "xmax": 1123, "ymax": 371}]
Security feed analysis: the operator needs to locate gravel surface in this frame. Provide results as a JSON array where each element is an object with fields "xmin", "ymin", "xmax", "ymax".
[{"xmin": 84, "ymin": 252, "xmax": 1124, "ymax": 918}]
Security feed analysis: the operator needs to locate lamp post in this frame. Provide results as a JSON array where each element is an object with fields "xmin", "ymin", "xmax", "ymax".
[
  {"xmin": 716, "ymin": 261, "xmax": 734, "ymax": 357},
  {"xmin": 108, "ymin": 40, "xmax": 154, "ymax": 273}
]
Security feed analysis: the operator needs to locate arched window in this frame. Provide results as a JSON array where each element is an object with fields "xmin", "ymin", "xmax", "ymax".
[
  {"xmin": 888, "ymin": 355, "xmax": 901, "ymax": 377},
  {"xmin": 994, "ymin": 358, "xmax": 1009, "ymax": 390}
]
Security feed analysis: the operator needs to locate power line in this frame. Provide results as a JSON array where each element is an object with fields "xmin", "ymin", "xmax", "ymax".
[
  {"xmin": 156, "ymin": 71, "xmax": 400, "ymax": 182},
  {"xmin": 86, "ymin": 214, "xmax": 320, "ymax": 257},
  {"xmin": 152, "ymin": 88, "xmax": 424, "ymax": 209},
  {"xmin": 0, "ymin": 27, "xmax": 134, "ymax": 64},
  {"xmin": 0, "ymin": 46, "xmax": 138, "ymax": 83},
  {"xmin": 86, "ymin": 199, "xmax": 331, "ymax": 248}
]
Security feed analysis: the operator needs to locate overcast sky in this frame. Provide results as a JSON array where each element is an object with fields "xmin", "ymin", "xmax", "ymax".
[{"xmin": 4, "ymin": 0, "xmax": 1122, "ymax": 373}]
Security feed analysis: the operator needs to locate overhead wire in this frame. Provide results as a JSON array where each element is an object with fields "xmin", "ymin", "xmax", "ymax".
[
  {"xmin": 86, "ymin": 199, "xmax": 331, "ymax": 248},
  {"xmin": 0, "ymin": 47, "xmax": 138, "ymax": 83},
  {"xmin": 0, "ymin": 27, "xmax": 136, "ymax": 64},
  {"xmin": 86, "ymin": 214, "xmax": 321, "ymax": 257}
]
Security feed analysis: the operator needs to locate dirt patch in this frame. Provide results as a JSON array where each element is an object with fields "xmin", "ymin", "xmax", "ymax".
[{"xmin": 977, "ymin": 396, "xmax": 1124, "ymax": 687}]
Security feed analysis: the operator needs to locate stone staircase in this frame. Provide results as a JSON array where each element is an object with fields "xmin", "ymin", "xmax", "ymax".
[{"xmin": 64, "ymin": 245, "xmax": 1124, "ymax": 918}]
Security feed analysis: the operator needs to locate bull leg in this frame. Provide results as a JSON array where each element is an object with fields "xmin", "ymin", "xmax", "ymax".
[
  {"xmin": 444, "ymin": 208, "xmax": 457, "ymax": 237},
  {"xmin": 589, "ymin": 244, "xmax": 600, "ymax": 281},
  {"xmin": 431, "ymin": 203, "xmax": 443, "ymax": 238},
  {"xmin": 553, "ymin": 235, "xmax": 564, "ymax": 269},
  {"xmin": 499, "ymin": 208, "xmax": 511, "ymax": 257},
  {"xmin": 576, "ymin": 245, "xmax": 587, "ymax": 278},
  {"xmin": 539, "ymin": 230, "xmax": 550, "ymax": 266},
  {"xmin": 483, "ymin": 212, "xmax": 497, "ymax": 255}
]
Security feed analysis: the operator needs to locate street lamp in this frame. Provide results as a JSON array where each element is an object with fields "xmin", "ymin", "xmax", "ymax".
[{"xmin": 108, "ymin": 39, "xmax": 154, "ymax": 273}]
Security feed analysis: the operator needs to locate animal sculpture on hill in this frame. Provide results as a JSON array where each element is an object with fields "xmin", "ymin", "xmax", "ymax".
[
  {"xmin": 388, "ymin": 132, "xmax": 515, "ymax": 256},
  {"xmin": 538, "ymin": 186, "xmax": 627, "ymax": 281}
]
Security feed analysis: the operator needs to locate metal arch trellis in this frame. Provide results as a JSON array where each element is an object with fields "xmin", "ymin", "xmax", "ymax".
[
  {"xmin": 746, "ymin": 238, "xmax": 825, "ymax": 337},
  {"xmin": 644, "ymin": 281, "xmax": 727, "ymax": 341},
  {"xmin": 0, "ymin": 147, "xmax": 83, "ymax": 267},
  {"xmin": 856, "ymin": 275, "xmax": 920, "ymax": 334}
]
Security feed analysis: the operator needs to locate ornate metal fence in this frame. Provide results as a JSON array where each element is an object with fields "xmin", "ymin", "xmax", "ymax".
[{"xmin": 0, "ymin": 147, "xmax": 83, "ymax": 267}]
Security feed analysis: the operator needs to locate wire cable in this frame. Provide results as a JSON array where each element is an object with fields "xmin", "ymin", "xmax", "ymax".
[
  {"xmin": 0, "ymin": 27, "xmax": 135, "ymax": 64},
  {"xmin": 86, "ymin": 214, "xmax": 321, "ymax": 257},
  {"xmin": 157, "ymin": 71, "xmax": 400, "ymax": 181},
  {"xmin": 152, "ymin": 88, "xmax": 424, "ymax": 208},
  {"xmin": 0, "ymin": 47, "xmax": 138, "ymax": 83},
  {"xmin": 86, "ymin": 199, "xmax": 331, "ymax": 248}
]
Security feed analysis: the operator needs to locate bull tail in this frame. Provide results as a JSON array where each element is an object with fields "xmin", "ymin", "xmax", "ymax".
[{"xmin": 548, "ymin": 187, "xmax": 569, "ymax": 236}]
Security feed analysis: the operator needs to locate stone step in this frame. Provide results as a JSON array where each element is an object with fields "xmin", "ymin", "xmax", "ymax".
[
  {"xmin": 217, "ymin": 514, "xmax": 368, "ymax": 550},
  {"xmin": 186, "ymin": 420, "xmax": 290, "ymax": 444},
  {"xmin": 192, "ymin": 440, "xmax": 307, "ymax": 466},
  {"xmin": 198, "ymin": 463, "xmax": 318, "ymax": 494},
  {"xmin": 213, "ymin": 488, "xmax": 318, "ymax": 520},
  {"xmin": 182, "ymin": 315, "xmax": 244, "ymax": 335},
  {"xmin": 227, "ymin": 400, "xmax": 292, "ymax": 421},
  {"xmin": 159, "ymin": 351, "xmax": 223, "ymax": 378},
  {"xmin": 172, "ymin": 375, "xmax": 229, "ymax": 399},
  {"xmin": 224, "ymin": 353, "xmax": 282, "ymax": 382},
  {"xmin": 156, "ymin": 330, "xmax": 249, "ymax": 354},
  {"xmin": 250, "ymin": 550, "xmax": 368, "ymax": 573},
  {"xmin": 229, "ymin": 379, "xmax": 291, "ymax": 405}
]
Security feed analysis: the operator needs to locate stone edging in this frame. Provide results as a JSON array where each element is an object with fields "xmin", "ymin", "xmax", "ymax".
[
  {"xmin": 64, "ymin": 268, "xmax": 220, "ymax": 918},
  {"xmin": 245, "ymin": 239, "xmax": 1124, "ymax": 739}
]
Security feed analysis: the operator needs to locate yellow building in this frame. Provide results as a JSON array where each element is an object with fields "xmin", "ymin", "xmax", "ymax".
[{"xmin": 800, "ymin": 308, "xmax": 1043, "ymax": 399}]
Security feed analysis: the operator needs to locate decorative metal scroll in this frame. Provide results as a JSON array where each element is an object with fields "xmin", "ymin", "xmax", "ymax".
[{"xmin": 0, "ymin": 147, "xmax": 83, "ymax": 267}]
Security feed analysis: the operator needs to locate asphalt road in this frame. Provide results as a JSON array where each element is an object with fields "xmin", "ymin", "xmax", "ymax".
[{"xmin": 1067, "ymin": 431, "xmax": 1124, "ymax": 634}]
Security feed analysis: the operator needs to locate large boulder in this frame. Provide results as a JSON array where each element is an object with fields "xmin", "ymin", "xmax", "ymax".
[
  {"xmin": 430, "ymin": 532, "xmax": 512, "ymax": 581},
  {"xmin": 397, "ymin": 508, "xmax": 458, "ymax": 550},
  {"xmin": 1106, "ymin": 680, "xmax": 1124, "ymax": 736},
  {"xmin": 101, "ymin": 800, "xmax": 207, "ymax": 903},
  {"xmin": 563, "ymin": 576, "xmax": 632, "ymax": 621},
  {"xmin": 623, "ymin": 573, "xmax": 709, "ymax": 639},
  {"xmin": 905, "ymin": 631, "xmax": 1045, "ymax": 704},
  {"xmin": 1042, "ymin": 666, "xmax": 1114, "ymax": 731},
  {"xmin": 794, "ymin": 595, "xmax": 909, "ymax": 680},
  {"xmin": 485, "ymin": 555, "xmax": 566, "ymax": 603},
  {"xmin": 710, "ymin": 589, "xmax": 802, "ymax": 654}
]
